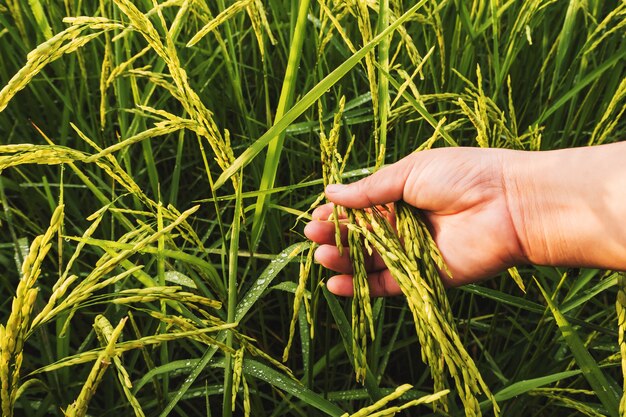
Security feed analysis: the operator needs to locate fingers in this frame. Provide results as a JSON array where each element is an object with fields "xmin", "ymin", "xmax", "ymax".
[
  {"xmin": 313, "ymin": 244, "xmax": 387, "ymax": 274},
  {"xmin": 311, "ymin": 202, "xmax": 346, "ymax": 221},
  {"xmin": 326, "ymin": 271, "xmax": 403, "ymax": 297},
  {"xmin": 304, "ymin": 219, "xmax": 349, "ymax": 246},
  {"xmin": 324, "ymin": 156, "xmax": 414, "ymax": 208},
  {"xmin": 306, "ymin": 202, "xmax": 397, "ymax": 247}
]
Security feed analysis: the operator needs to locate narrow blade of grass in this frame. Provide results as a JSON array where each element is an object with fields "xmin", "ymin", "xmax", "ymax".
[
  {"xmin": 213, "ymin": 0, "xmax": 428, "ymax": 189},
  {"xmin": 222, "ymin": 170, "xmax": 243, "ymax": 417},
  {"xmin": 322, "ymin": 284, "xmax": 383, "ymax": 401},
  {"xmin": 537, "ymin": 45, "xmax": 626, "ymax": 124},
  {"xmin": 212, "ymin": 357, "xmax": 345, "ymax": 417},
  {"xmin": 535, "ymin": 278, "xmax": 620, "ymax": 417},
  {"xmin": 250, "ymin": 0, "xmax": 310, "ymax": 249},
  {"xmin": 491, "ymin": 369, "xmax": 582, "ymax": 403},
  {"xmin": 235, "ymin": 241, "xmax": 310, "ymax": 322}
]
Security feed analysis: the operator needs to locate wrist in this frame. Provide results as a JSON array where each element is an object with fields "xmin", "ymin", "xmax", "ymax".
[{"xmin": 504, "ymin": 144, "xmax": 626, "ymax": 270}]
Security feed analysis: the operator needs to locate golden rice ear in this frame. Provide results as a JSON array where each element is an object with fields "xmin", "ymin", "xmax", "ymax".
[
  {"xmin": 0, "ymin": 205, "xmax": 64, "ymax": 417},
  {"xmin": 0, "ymin": 19, "xmax": 123, "ymax": 113},
  {"xmin": 283, "ymin": 245, "xmax": 316, "ymax": 363},
  {"xmin": 347, "ymin": 204, "xmax": 499, "ymax": 416},
  {"xmin": 346, "ymin": 384, "xmax": 449, "ymax": 417},
  {"xmin": 64, "ymin": 316, "xmax": 127, "ymax": 417},
  {"xmin": 317, "ymin": 95, "xmax": 376, "ymax": 383},
  {"xmin": 347, "ymin": 208, "xmax": 375, "ymax": 383},
  {"xmin": 617, "ymin": 273, "xmax": 626, "ymax": 416}
]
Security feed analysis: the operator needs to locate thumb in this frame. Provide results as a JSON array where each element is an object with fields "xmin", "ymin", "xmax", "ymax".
[{"xmin": 325, "ymin": 156, "xmax": 414, "ymax": 209}]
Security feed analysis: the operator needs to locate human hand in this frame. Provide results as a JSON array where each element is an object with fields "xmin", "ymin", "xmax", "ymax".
[{"xmin": 304, "ymin": 147, "xmax": 528, "ymax": 296}]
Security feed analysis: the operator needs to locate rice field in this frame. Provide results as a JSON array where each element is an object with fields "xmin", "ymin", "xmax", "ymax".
[{"xmin": 0, "ymin": 1, "xmax": 625, "ymax": 416}]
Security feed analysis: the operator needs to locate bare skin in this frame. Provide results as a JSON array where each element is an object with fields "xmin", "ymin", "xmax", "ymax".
[{"xmin": 303, "ymin": 143, "xmax": 626, "ymax": 297}]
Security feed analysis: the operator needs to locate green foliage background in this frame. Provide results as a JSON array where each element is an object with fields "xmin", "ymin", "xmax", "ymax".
[{"xmin": 0, "ymin": 0, "xmax": 625, "ymax": 416}]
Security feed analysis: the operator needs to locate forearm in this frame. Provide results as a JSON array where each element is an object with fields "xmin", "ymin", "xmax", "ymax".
[{"xmin": 505, "ymin": 142, "xmax": 626, "ymax": 270}]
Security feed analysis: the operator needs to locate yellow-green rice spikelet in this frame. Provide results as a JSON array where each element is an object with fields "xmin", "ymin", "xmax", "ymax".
[
  {"xmin": 341, "ymin": 384, "xmax": 449, "ymax": 417},
  {"xmin": 0, "ymin": 205, "xmax": 63, "ymax": 417},
  {"xmin": 348, "ymin": 204, "xmax": 498, "ymax": 416},
  {"xmin": 617, "ymin": 273, "xmax": 626, "ymax": 416},
  {"xmin": 0, "ymin": 19, "xmax": 123, "ymax": 113},
  {"xmin": 64, "ymin": 316, "xmax": 127, "ymax": 417},
  {"xmin": 283, "ymin": 245, "xmax": 316, "ymax": 362}
]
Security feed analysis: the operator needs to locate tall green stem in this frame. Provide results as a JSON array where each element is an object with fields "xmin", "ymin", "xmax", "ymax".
[
  {"xmin": 376, "ymin": 0, "xmax": 390, "ymax": 169},
  {"xmin": 250, "ymin": 0, "xmax": 311, "ymax": 249},
  {"xmin": 222, "ymin": 171, "xmax": 243, "ymax": 417}
]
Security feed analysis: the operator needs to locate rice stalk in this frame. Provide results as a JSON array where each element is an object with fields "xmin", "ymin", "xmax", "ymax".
[
  {"xmin": 617, "ymin": 273, "xmax": 626, "ymax": 416},
  {"xmin": 319, "ymin": 97, "xmax": 346, "ymax": 254},
  {"xmin": 528, "ymin": 390, "xmax": 606, "ymax": 417},
  {"xmin": 93, "ymin": 315, "xmax": 145, "ymax": 417},
  {"xmin": 30, "ymin": 205, "xmax": 200, "ymax": 331},
  {"xmin": 3, "ymin": 0, "xmax": 27, "ymax": 41},
  {"xmin": 246, "ymin": 0, "xmax": 277, "ymax": 59},
  {"xmin": 581, "ymin": 4, "xmax": 626, "ymax": 58},
  {"xmin": 0, "ymin": 18, "xmax": 123, "ymax": 112},
  {"xmin": 390, "ymin": 45, "xmax": 435, "ymax": 110},
  {"xmin": 415, "ymin": 116, "xmax": 447, "ymax": 152},
  {"xmin": 148, "ymin": 312, "xmax": 233, "ymax": 353},
  {"xmin": 348, "ymin": 203, "xmax": 498, "ymax": 416},
  {"xmin": 63, "ymin": 316, "xmax": 127, "ymax": 417},
  {"xmin": 30, "ymin": 206, "xmax": 107, "ymax": 330},
  {"xmin": 316, "ymin": 0, "xmax": 355, "ymax": 58},
  {"xmin": 507, "ymin": 76, "xmax": 518, "ymax": 136},
  {"xmin": 423, "ymin": 0, "xmax": 446, "ymax": 85},
  {"xmin": 242, "ymin": 338, "xmax": 296, "ymax": 381},
  {"xmin": 318, "ymin": 96, "xmax": 375, "ymax": 382},
  {"xmin": 283, "ymin": 245, "xmax": 316, "ymax": 362},
  {"xmin": 348, "ymin": 208, "xmax": 375, "ymax": 384},
  {"xmin": 588, "ymin": 76, "xmax": 626, "ymax": 146},
  {"xmin": 0, "ymin": 144, "xmax": 88, "ymax": 169},
  {"xmin": 85, "ymin": 107, "xmax": 201, "ymax": 162},
  {"xmin": 345, "ymin": 0, "xmax": 379, "ymax": 148},
  {"xmin": 241, "ymin": 373, "xmax": 251, "ymax": 416},
  {"xmin": 186, "ymin": 0, "xmax": 253, "ymax": 47},
  {"xmin": 0, "ymin": 204, "xmax": 63, "ymax": 417},
  {"xmin": 341, "ymin": 384, "xmax": 449, "ymax": 417},
  {"xmin": 66, "ymin": 123, "xmax": 207, "ymax": 258},
  {"xmin": 455, "ymin": 65, "xmax": 520, "ymax": 149},
  {"xmin": 113, "ymin": 0, "xmax": 236, "ymax": 180},
  {"xmin": 231, "ymin": 347, "xmax": 246, "ymax": 414},
  {"xmin": 109, "ymin": 286, "xmax": 221, "ymax": 309},
  {"xmin": 31, "ymin": 323, "xmax": 239, "ymax": 377}
]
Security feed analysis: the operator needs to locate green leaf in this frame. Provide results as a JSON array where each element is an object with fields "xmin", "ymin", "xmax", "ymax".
[
  {"xmin": 322, "ymin": 284, "xmax": 383, "ymax": 401},
  {"xmin": 212, "ymin": 357, "xmax": 345, "ymax": 417},
  {"xmin": 213, "ymin": 0, "xmax": 428, "ymax": 189},
  {"xmin": 491, "ymin": 369, "xmax": 582, "ymax": 403},
  {"xmin": 235, "ymin": 241, "xmax": 310, "ymax": 322},
  {"xmin": 251, "ymin": 0, "xmax": 311, "ymax": 248},
  {"xmin": 535, "ymin": 278, "xmax": 620, "ymax": 417}
]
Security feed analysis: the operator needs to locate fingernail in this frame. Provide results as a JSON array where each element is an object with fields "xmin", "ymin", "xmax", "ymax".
[{"xmin": 326, "ymin": 184, "xmax": 347, "ymax": 194}]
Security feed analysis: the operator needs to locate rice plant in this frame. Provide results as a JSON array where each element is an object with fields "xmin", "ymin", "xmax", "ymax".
[{"xmin": 0, "ymin": 1, "xmax": 624, "ymax": 416}]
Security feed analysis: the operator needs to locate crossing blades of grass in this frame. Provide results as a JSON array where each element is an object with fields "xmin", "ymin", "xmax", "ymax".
[
  {"xmin": 213, "ymin": 0, "xmax": 428, "ymax": 189},
  {"xmin": 535, "ymin": 278, "xmax": 620, "ymax": 417},
  {"xmin": 213, "ymin": 357, "xmax": 345, "ymax": 417},
  {"xmin": 322, "ymin": 284, "xmax": 383, "ymax": 401},
  {"xmin": 250, "ymin": 0, "xmax": 310, "ymax": 249}
]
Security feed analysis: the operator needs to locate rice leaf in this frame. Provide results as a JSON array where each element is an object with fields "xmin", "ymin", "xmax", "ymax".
[
  {"xmin": 536, "ymin": 278, "xmax": 620, "ymax": 417},
  {"xmin": 213, "ymin": 0, "xmax": 428, "ymax": 189}
]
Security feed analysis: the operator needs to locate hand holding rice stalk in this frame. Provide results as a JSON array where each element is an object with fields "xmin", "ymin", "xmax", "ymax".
[
  {"xmin": 318, "ymin": 97, "xmax": 374, "ymax": 384},
  {"xmin": 307, "ymin": 147, "xmax": 523, "ymax": 414}
]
